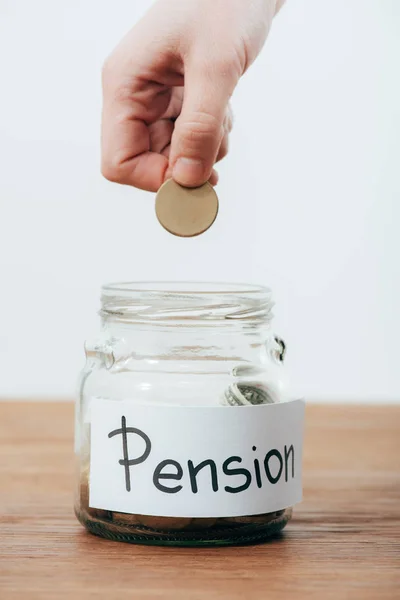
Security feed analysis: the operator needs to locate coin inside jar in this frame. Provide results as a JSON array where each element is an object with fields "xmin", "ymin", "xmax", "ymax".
[{"xmin": 155, "ymin": 179, "xmax": 219, "ymax": 237}]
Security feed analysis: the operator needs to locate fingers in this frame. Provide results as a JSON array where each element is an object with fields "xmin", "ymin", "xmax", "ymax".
[
  {"xmin": 101, "ymin": 66, "xmax": 173, "ymax": 192},
  {"xmin": 149, "ymin": 119, "xmax": 174, "ymax": 154},
  {"xmin": 216, "ymin": 106, "xmax": 233, "ymax": 162},
  {"xmin": 216, "ymin": 133, "xmax": 229, "ymax": 163},
  {"xmin": 101, "ymin": 39, "xmax": 236, "ymax": 192},
  {"xmin": 170, "ymin": 58, "xmax": 240, "ymax": 187},
  {"xmin": 209, "ymin": 169, "xmax": 219, "ymax": 186},
  {"xmin": 101, "ymin": 119, "xmax": 169, "ymax": 192}
]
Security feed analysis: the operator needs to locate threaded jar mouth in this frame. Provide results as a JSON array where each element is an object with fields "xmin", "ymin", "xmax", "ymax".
[
  {"xmin": 100, "ymin": 282, "xmax": 273, "ymax": 325},
  {"xmin": 102, "ymin": 282, "xmax": 270, "ymax": 295}
]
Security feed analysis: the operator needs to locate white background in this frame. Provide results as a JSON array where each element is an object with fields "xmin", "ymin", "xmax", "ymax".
[{"xmin": 0, "ymin": 0, "xmax": 399, "ymax": 401}]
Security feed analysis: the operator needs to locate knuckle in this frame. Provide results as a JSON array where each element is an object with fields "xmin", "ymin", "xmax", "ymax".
[
  {"xmin": 103, "ymin": 78, "xmax": 136, "ymax": 113},
  {"xmin": 199, "ymin": 51, "xmax": 242, "ymax": 81},
  {"xmin": 102, "ymin": 54, "xmax": 133, "ymax": 98},
  {"xmin": 112, "ymin": 83, "xmax": 135, "ymax": 106},
  {"xmin": 101, "ymin": 156, "xmax": 124, "ymax": 183},
  {"xmin": 211, "ymin": 55, "xmax": 239, "ymax": 78},
  {"xmin": 177, "ymin": 112, "xmax": 222, "ymax": 146}
]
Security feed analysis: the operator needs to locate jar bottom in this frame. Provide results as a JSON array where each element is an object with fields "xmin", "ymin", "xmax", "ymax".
[{"xmin": 75, "ymin": 506, "xmax": 292, "ymax": 547}]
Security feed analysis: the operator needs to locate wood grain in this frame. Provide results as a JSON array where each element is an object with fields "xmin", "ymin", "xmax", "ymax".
[{"xmin": 0, "ymin": 403, "xmax": 399, "ymax": 600}]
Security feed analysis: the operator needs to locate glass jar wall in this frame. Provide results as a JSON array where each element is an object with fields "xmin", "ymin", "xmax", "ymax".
[{"xmin": 74, "ymin": 282, "xmax": 296, "ymax": 546}]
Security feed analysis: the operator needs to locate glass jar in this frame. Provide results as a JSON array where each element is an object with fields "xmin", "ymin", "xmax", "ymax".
[{"xmin": 74, "ymin": 282, "xmax": 304, "ymax": 546}]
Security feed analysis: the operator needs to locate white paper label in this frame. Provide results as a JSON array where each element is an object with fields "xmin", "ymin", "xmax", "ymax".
[{"xmin": 89, "ymin": 398, "xmax": 305, "ymax": 518}]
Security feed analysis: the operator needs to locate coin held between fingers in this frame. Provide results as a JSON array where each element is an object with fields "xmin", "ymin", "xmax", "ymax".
[{"xmin": 155, "ymin": 179, "xmax": 219, "ymax": 237}]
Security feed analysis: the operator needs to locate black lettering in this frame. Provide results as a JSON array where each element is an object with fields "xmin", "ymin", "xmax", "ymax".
[
  {"xmin": 254, "ymin": 458, "xmax": 262, "ymax": 488},
  {"xmin": 252, "ymin": 446, "xmax": 262, "ymax": 488},
  {"xmin": 264, "ymin": 449, "xmax": 283, "ymax": 484},
  {"xmin": 284, "ymin": 444, "xmax": 295, "ymax": 481},
  {"xmin": 108, "ymin": 416, "xmax": 151, "ymax": 492},
  {"xmin": 153, "ymin": 459, "xmax": 183, "ymax": 494},
  {"xmin": 188, "ymin": 459, "xmax": 218, "ymax": 494},
  {"xmin": 223, "ymin": 456, "xmax": 252, "ymax": 493}
]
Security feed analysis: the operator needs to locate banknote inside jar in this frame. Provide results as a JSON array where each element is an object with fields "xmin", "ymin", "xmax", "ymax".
[{"xmin": 77, "ymin": 380, "xmax": 291, "ymax": 534}]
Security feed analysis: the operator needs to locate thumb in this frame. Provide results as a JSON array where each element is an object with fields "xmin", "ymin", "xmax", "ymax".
[{"xmin": 170, "ymin": 61, "xmax": 239, "ymax": 187}]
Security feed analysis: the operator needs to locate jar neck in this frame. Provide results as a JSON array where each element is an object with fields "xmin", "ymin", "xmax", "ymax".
[
  {"xmin": 97, "ymin": 282, "xmax": 275, "ymax": 364},
  {"xmin": 100, "ymin": 282, "xmax": 274, "ymax": 330}
]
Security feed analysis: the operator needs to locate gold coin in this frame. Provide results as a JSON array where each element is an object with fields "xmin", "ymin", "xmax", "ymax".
[
  {"xmin": 155, "ymin": 179, "xmax": 219, "ymax": 237},
  {"xmin": 111, "ymin": 511, "xmax": 140, "ymax": 526},
  {"xmin": 136, "ymin": 514, "xmax": 192, "ymax": 531}
]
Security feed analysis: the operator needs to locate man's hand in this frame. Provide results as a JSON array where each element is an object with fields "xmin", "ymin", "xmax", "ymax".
[{"xmin": 101, "ymin": 0, "xmax": 284, "ymax": 192}]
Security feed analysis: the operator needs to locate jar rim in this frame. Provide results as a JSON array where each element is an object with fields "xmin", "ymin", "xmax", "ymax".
[
  {"xmin": 102, "ymin": 281, "xmax": 271, "ymax": 296},
  {"xmin": 100, "ymin": 282, "xmax": 273, "ymax": 325}
]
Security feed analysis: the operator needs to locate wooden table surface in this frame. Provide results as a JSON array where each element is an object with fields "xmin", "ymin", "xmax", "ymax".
[{"xmin": 0, "ymin": 403, "xmax": 399, "ymax": 599}]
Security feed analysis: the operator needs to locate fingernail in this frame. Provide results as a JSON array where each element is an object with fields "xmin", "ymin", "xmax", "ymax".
[{"xmin": 172, "ymin": 158, "xmax": 205, "ymax": 187}]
